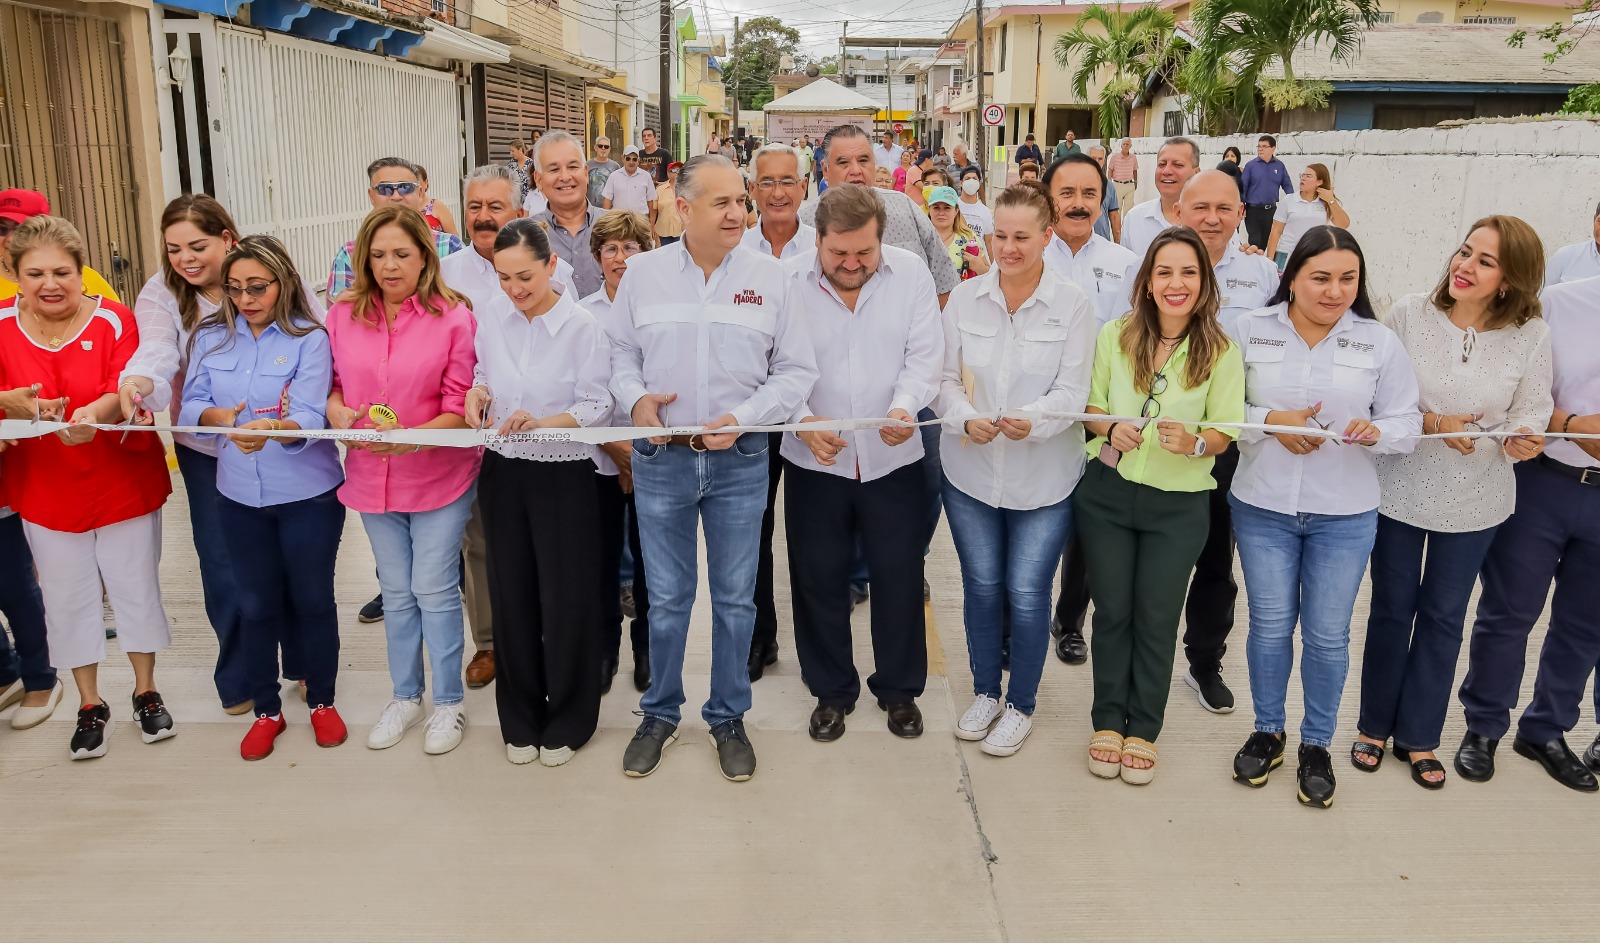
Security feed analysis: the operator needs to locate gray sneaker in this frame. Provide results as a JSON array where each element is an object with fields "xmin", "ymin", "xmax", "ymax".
[
  {"xmin": 710, "ymin": 719, "xmax": 756, "ymax": 782},
  {"xmin": 623, "ymin": 717, "xmax": 678, "ymax": 778}
]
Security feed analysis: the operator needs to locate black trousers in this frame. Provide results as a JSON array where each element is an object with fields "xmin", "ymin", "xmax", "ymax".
[
  {"xmin": 1055, "ymin": 444, "xmax": 1239, "ymax": 670},
  {"xmin": 1244, "ymin": 204, "xmax": 1277, "ymax": 250},
  {"xmin": 785, "ymin": 459, "xmax": 927, "ymax": 709},
  {"xmin": 597, "ymin": 472, "xmax": 650, "ymax": 663},
  {"xmin": 480, "ymin": 452, "xmax": 603, "ymax": 750},
  {"xmin": 752, "ymin": 432, "xmax": 784, "ymax": 654}
]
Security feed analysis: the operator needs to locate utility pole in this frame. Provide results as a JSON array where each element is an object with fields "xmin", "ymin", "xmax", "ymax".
[
  {"xmin": 661, "ymin": 0, "xmax": 674, "ymax": 158},
  {"xmin": 614, "ymin": 3, "xmax": 621, "ymax": 70},
  {"xmin": 974, "ymin": 0, "xmax": 986, "ymax": 175},
  {"xmin": 732, "ymin": 15, "xmax": 741, "ymax": 120},
  {"xmin": 886, "ymin": 44, "xmax": 893, "ymax": 139}
]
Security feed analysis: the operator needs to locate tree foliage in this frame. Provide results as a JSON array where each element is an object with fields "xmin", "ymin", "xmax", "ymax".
[
  {"xmin": 725, "ymin": 15, "xmax": 802, "ymax": 111},
  {"xmin": 1560, "ymin": 82, "xmax": 1600, "ymax": 114},
  {"xmin": 1053, "ymin": 3, "xmax": 1175, "ymax": 139},
  {"xmin": 1508, "ymin": 1, "xmax": 1600, "ymax": 63}
]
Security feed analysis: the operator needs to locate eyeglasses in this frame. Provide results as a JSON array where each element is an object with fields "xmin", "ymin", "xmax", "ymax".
[
  {"xmin": 1141, "ymin": 372, "xmax": 1168, "ymax": 419},
  {"xmin": 371, "ymin": 182, "xmax": 419, "ymax": 197},
  {"xmin": 600, "ymin": 242, "xmax": 643, "ymax": 259},
  {"xmin": 596, "ymin": 144, "xmax": 611, "ymax": 149},
  {"xmin": 755, "ymin": 177, "xmax": 801, "ymax": 191},
  {"xmin": 625, "ymin": 155, "xmax": 640, "ymax": 161},
  {"xmin": 223, "ymin": 279, "xmax": 279, "ymax": 299}
]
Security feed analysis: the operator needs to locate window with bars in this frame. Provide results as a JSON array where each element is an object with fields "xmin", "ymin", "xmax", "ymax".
[
  {"xmin": 1375, "ymin": 12, "xmax": 1394, "ymax": 23},
  {"xmin": 1462, "ymin": 15, "xmax": 1515, "ymax": 24}
]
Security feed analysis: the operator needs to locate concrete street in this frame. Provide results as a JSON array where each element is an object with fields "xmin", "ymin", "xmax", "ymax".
[{"xmin": 3, "ymin": 475, "xmax": 1598, "ymax": 941}]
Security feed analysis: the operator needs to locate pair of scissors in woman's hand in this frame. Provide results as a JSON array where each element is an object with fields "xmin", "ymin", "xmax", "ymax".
[{"xmin": 118, "ymin": 391, "xmax": 151, "ymax": 443}]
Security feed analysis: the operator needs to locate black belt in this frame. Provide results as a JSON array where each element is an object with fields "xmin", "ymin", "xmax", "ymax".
[
  {"xmin": 1112, "ymin": 179, "xmax": 1135, "ymax": 184},
  {"xmin": 1246, "ymin": 202, "xmax": 1277, "ymax": 209},
  {"xmin": 1538, "ymin": 454, "xmax": 1600, "ymax": 486}
]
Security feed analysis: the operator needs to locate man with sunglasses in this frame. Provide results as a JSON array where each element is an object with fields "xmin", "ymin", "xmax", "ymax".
[
  {"xmin": 586, "ymin": 137, "xmax": 621, "ymax": 208},
  {"xmin": 602, "ymin": 145, "xmax": 658, "ymax": 222},
  {"xmin": 325, "ymin": 157, "xmax": 463, "ymax": 299}
]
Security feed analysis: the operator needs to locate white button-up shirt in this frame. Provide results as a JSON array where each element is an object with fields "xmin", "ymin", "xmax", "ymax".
[
  {"xmin": 610, "ymin": 241, "xmax": 818, "ymax": 428},
  {"xmin": 440, "ymin": 244, "xmax": 574, "ymax": 307},
  {"xmin": 472, "ymin": 290, "xmax": 612, "ymax": 463},
  {"xmin": 1229, "ymin": 303, "xmax": 1422, "ymax": 517},
  {"xmin": 582, "ymin": 286, "xmax": 623, "ymax": 476},
  {"xmin": 874, "ymin": 143, "xmax": 904, "ymax": 168},
  {"xmin": 779, "ymin": 246, "xmax": 944, "ymax": 481},
  {"xmin": 1541, "ymin": 275, "xmax": 1600, "ymax": 468},
  {"xmin": 601, "ymin": 167, "xmax": 657, "ymax": 215},
  {"xmin": 1213, "ymin": 242, "xmax": 1281, "ymax": 333},
  {"xmin": 1043, "ymin": 233, "xmax": 1135, "ymax": 326},
  {"xmin": 741, "ymin": 219, "xmax": 817, "ymax": 260},
  {"xmin": 935, "ymin": 267, "xmax": 1096, "ymax": 510},
  {"xmin": 1118, "ymin": 198, "xmax": 1175, "ymax": 260},
  {"xmin": 1545, "ymin": 238, "xmax": 1600, "ymax": 287}
]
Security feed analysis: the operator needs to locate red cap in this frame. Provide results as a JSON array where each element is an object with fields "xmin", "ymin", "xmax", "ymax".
[
  {"xmin": 0, "ymin": 189, "xmax": 48, "ymax": 224},
  {"xmin": 667, "ymin": 161, "xmax": 684, "ymax": 171}
]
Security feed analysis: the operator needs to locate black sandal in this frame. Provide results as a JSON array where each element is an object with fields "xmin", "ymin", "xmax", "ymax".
[
  {"xmin": 1408, "ymin": 755, "xmax": 1447, "ymax": 790},
  {"xmin": 1350, "ymin": 739, "xmax": 1384, "ymax": 772}
]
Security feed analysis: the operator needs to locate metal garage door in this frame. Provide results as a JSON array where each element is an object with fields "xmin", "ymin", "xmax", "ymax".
[
  {"xmin": 479, "ymin": 60, "xmax": 586, "ymax": 160},
  {"xmin": 210, "ymin": 23, "xmax": 464, "ymax": 283}
]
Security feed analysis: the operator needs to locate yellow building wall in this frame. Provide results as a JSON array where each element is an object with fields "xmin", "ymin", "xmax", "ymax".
[
  {"xmin": 1384, "ymin": 0, "xmax": 1571, "ymax": 23},
  {"xmin": 507, "ymin": 1, "xmax": 562, "ymax": 49}
]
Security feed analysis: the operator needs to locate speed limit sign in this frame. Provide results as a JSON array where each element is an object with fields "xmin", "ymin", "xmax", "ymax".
[{"xmin": 982, "ymin": 103, "xmax": 1004, "ymax": 126}]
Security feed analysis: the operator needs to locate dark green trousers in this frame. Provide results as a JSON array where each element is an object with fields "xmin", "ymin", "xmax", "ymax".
[{"xmin": 1074, "ymin": 460, "xmax": 1210, "ymax": 742}]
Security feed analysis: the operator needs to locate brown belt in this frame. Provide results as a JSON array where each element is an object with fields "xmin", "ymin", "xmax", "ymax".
[{"xmin": 664, "ymin": 434, "xmax": 707, "ymax": 450}]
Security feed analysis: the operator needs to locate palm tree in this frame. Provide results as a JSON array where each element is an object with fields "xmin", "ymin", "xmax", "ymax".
[
  {"xmin": 1191, "ymin": 0, "xmax": 1383, "ymax": 117},
  {"xmin": 1053, "ymin": 3, "xmax": 1176, "ymax": 139}
]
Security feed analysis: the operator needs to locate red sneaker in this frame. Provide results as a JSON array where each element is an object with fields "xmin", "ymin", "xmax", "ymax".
[
  {"xmin": 241, "ymin": 714, "xmax": 287, "ymax": 761},
  {"xmin": 310, "ymin": 705, "xmax": 348, "ymax": 748}
]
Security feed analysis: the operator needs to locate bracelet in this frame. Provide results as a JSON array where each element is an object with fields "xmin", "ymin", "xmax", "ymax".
[
  {"xmin": 1562, "ymin": 413, "xmax": 1575, "ymax": 434},
  {"xmin": 268, "ymin": 419, "xmax": 282, "ymax": 432}
]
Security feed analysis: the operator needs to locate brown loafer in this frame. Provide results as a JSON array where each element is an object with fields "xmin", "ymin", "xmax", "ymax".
[{"xmin": 465, "ymin": 650, "xmax": 496, "ymax": 688}]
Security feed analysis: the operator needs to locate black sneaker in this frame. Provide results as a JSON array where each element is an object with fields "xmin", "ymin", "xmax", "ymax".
[
  {"xmin": 358, "ymin": 593, "xmax": 385, "ymax": 624},
  {"xmin": 1186, "ymin": 665, "xmax": 1235, "ymax": 714},
  {"xmin": 132, "ymin": 690, "xmax": 176, "ymax": 743},
  {"xmin": 710, "ymin": 719, "xmax": 757, "ymax": 782},
  {"xmin": 1297, "ymin": 744, "xmax": 1337, "ymax": 809},
  {"xmin": 622, "ymin": 717, "xmax": 678, "ymax": 778},
  {"xmin": 70, "ymin": 702, "xmax": 114, "ymax": 760},
  {"xmin": 1233, "ymin": 731, "xmax": 1285, "ymax": 787}
]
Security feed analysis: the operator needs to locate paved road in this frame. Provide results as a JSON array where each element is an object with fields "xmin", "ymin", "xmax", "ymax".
[{"xmin": 4, "ymin": 473, "xmax": 1597, "ymax": 941}]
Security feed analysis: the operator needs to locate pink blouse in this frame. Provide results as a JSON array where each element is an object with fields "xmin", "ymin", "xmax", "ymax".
[{"xmin": 326, "ymin": 295, "xmax": 480, "ymax": 514}]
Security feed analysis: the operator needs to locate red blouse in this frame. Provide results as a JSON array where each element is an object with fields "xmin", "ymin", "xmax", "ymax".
[{"xmin": 0, "ymin": 297, "xmax": 170, "ymax": 532}]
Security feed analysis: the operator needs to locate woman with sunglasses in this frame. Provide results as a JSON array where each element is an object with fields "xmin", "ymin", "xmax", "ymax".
[
  {"xmin": 1355, "ymin": 217, "xmax": 1550, "ymax": 789},
  {"xmin": 179, "ymin": 236, "xmax": 347, "ymax": 760},
  {"xmin": 583, "ymin": 210, "xmax": 655, "ymax": 695},
  {"xmin": 1227, "ymin": 226, "xmax": 1421, "ymax": 809},
  {"xmin": 1076, "ymin": 227, "xmax": 1244, "ymax": 785}
]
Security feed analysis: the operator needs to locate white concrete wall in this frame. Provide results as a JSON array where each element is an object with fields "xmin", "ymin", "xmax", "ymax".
[{"xmin": 1123, "ymin": 119, "xmax": 1600, "ymax": 308}]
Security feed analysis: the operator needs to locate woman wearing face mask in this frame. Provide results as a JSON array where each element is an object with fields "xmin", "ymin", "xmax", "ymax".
[
  {"xmin": 1077, "ymin": 228, "xmax": 1245, "ymax": 785},
  {"xmin": 465, "ymin": 218, "xmax": 612, "ymax": 767},
  {"xmin": 1353, "ymin": 217, "xmax": 1550, "ymax": 789},
  {"xmin": 937, "ymin": 184, "xmax": 1095, "ymax": 758},
  {"xmin": 925, "ymin": 187, "xmax": 990, "ymax": 281},
  {"xmin": 1228, "ymin": 226, "xmax": 1422, "ymax": 809},
  {"xmin": 582, "ymin": 210, "xmax": 656, "ymax": 695},
  {"xmin": 179, "ymin": 236, "xmax": 348, "ymax": 760},
  {"xmin": 1266, "ymin": 164, "xmax": 1350, "ymax": 272},
  {"xmin": 957, "ymin": 169, "xmax": 994, "ymax": 252},
  {"xmin": 326, "ymin": 204, "xmax": 479, "ymax": 756}
]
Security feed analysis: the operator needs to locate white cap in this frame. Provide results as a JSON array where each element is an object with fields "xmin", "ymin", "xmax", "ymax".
[{"xmin": 623, "ymin": 144, "xmax": 641, "ymax": 157}]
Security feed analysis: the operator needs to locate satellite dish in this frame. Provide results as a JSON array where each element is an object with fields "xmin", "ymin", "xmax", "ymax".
[{"xmin": 806, "ymin": 63, "xmax": 820, "ymax": 77}]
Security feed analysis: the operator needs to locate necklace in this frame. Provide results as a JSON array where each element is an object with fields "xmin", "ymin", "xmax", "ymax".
[
  {"xmin": 198, "ymin": 286, "xmax": 223, "ymax": 306},
  {"xmin": 31, "ymin": 305, "xmax": 81, "ymax": 350},
  {"xmin": 1159, "ymin": 334, "xmax": 1182, "ymax": 351}
]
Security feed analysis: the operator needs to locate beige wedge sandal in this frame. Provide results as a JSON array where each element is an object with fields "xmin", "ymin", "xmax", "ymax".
[
  {"xmin": 1088, "ymin": 730, "xmax": 1124, "ymax": 779},
  {"xmin": 1120, "ymin": 737, "xmax": 1157, "ymax": 785}
]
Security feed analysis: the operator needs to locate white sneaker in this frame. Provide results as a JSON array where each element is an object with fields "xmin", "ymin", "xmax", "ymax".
[
  {"xmin": 422, "ymin": 704, "xmax": 467, "ymax": 755},
  {"xmin": 11, "ymin": 681, "xmax": 63, "ymax": 730},
  {"xmin": 506, "ymin": 743, "xmax": 538, "ymax": 765},
  {"xmin": 979, "ymin": 705, "xmax": 1032, "ymax": 757},
  {"xmin": 539, "ymin": 745, "xmax": 574, "ymax": 767},
  {"xmin": 955, "ymin": 694, "xmax": 1002, "ymax": 741},
  {"xmin": 366, "ymin": 698, "xmax": 424, "ymax": 750}
]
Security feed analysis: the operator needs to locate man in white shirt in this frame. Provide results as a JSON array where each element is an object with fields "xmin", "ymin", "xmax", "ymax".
[
  {"xmin": 784, "ymin": 184, "xmax": 943, "ymax": 742},
  {"xmin": 602, "ymin": 145, "xmax": 658, "ymax": 220},
  {"xmin": 1544, "ymin": 203, "xmax": 1600, "ymax": 286},
  {"xmin": 1119, "ymin": 136, "xmax": 1201, "ymax": 261},
  {"xmin": 741, "ymin": 142, "xmax": 819, "ymax": 681},
  {"xmin": 609, "ymin": 154, "xmax": 819, "ymax": 783},
  {"xmin": 1039, "ymin": 152, "xmax": 1137, "ymax": 666},
  {"xmin": 873, "ymin": 130, "xmax": 904, "ymax": 169},
  {"xmin": 1171, "ymin": 167, "xmax": 1282, "ymax": 713}
]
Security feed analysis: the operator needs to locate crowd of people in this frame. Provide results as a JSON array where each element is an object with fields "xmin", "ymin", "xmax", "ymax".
[{"xmin": 1, "ymin": 122, "xmax": 1598, "ymax": 810}]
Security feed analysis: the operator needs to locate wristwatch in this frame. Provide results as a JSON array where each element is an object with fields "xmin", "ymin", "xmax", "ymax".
[{"xmin": 1188, "ymin": 435, "xmax": 1208, "ymax": 460}]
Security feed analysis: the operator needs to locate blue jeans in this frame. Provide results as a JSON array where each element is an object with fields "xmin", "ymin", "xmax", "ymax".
[
  {"xmin": 943, "ymin": 478, "xmax": 1072, "ymax": 715},
  {"xmin": 632, "ymin": 435, "xmax": 769, "ymax": 726},
  {"xmin": 1231, "ymin": 496, "xmax": 1377, "ymax": 749},
  {"xmin": 1357, "ymin": 515, "xmax": 1497, "ymax": 752},
  {"xmin": 176, "ymin": 444, "xmax": 266, "ymax": 707},
  {"xmin": 360, "ymin": 486, "xmax": 476, "ymax": 707},
  {"xmin": 0, "ymin": 513, "xmax": 54, "ymax": 692}
]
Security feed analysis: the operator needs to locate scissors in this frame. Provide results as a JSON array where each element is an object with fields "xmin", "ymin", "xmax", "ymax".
[
  {"xmin": 477, "ymin": 391, "xmax": 494, "ymax": 433},
  {"xmin": 118, "ymin": 391, "xmax": 150, "ymax": 444}
]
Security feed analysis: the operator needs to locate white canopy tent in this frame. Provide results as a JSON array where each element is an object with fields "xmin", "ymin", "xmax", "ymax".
[{"xmin": 763, "ymin": 78, "xmax": 879, "ymax": 141}]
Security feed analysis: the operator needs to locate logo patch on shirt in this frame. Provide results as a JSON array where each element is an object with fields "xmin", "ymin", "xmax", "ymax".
[
  {"xmin": 732, "ymin": 289, "xmax": 764, "ymax": 306},
  {"xmin": 274, "ymin": 356, "xmax": 289, "ymax": 365},
  {"xmin": 1093, "ymin": 267, "xmax": 1123, "ymax": 282},
  {"xmin": 1336, "ymin": 337, "xmax": 1375, "ymax": 354},
  {"xmin": 1226, "ymin": 278, "xmax": 1258, "ymax": 290},
  {"xmin": 1249, "ymin": 336, "xmax": 1285, "ymax": 348},
  {"xmin": 81, "ymin": 340, "xmax": 93, "ymax": 351}
]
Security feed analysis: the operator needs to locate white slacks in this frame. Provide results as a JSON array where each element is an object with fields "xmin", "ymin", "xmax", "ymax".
[{"xmin": 23, "ymin": 511, "xmax": 171, "ymax": 671}]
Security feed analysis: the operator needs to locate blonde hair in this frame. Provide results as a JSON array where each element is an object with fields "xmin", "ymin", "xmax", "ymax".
[
  {"xmin": 8, "ymin": 215, "xmax": 86, "ymax": 272},
  {"xmin": 925, "ymin": 197, "xmax": 977, "ymax": 242},
  {"xmin": 344, "ymin": 204, "xmax": 467, "ymax": 324}
]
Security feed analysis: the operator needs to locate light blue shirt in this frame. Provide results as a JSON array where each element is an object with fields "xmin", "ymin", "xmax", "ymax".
[{"xmin": 179, "ymin": 320, "xmax": 344, "ymax": 508}]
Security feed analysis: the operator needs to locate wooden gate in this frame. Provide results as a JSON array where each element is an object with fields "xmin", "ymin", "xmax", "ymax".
[{"xmin": 477, "ymin": 60, "xmax": 586, "ymax": 161}]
